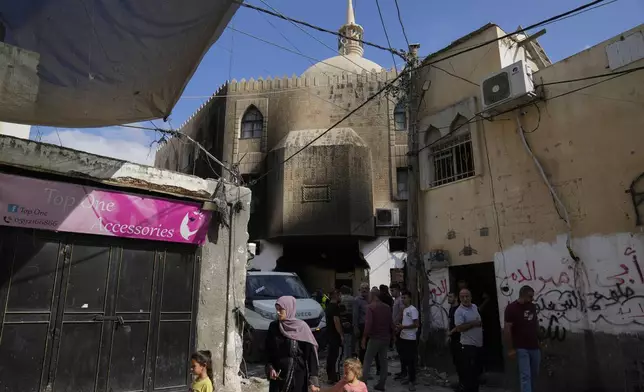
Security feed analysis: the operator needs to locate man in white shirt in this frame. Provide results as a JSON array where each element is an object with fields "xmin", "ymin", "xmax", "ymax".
[
  {"xmin": 391, "ymin": 283, "xmax": 405, "ymax": 379},
  {"xmin": 455, "ymin": 288, "xmax": 483, "ymax": 392},
  {"xmin": 395, "ymin": 290, "xmax": 419, "ymax": 391}
]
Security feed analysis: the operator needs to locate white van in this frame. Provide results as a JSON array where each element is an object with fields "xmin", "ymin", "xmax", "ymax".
[{"xmin": 244, "ymin": 271, "xmax": 326, "ymax": 361}]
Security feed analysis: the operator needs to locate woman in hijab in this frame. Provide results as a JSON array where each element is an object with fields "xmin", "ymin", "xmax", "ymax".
[{"xmin": 266, "ymin": 296, "xmax": 320, "ymax": 392}]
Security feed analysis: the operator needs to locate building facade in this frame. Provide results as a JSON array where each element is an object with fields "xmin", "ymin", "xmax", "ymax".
[
  {"xmin": 0, "ymin": 134, "xmax": 250, "ymax": 392},
  {"xmin": 155, "ymin": 0, "xmax": 407, "ymax": 292},
  {"xmin": 413, "ymin": 24, "xmax": 644, "ymax": 390}
]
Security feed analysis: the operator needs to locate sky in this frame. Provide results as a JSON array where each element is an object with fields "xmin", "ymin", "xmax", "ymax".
[{"xmin": 33, "ymin": 0, "xmax": 644, "ymax": 166}]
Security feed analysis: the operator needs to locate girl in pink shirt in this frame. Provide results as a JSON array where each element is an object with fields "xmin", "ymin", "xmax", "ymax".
[{"xmin": 321, "ymin": 358, "xmax": 368, "ymax": 392}]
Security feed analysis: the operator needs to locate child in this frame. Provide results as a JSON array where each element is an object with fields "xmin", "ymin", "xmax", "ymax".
[
  {"xmin": 190, "ymin": 350, "xmax": 214, "ymax": 392},
  {"xmin": 322, "ymin": 358, "xmax": 368, "ymax": 392}
]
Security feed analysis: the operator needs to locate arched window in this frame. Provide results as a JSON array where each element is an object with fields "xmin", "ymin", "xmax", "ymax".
[
  {"xmin": 241, "ymin": 106, "xmax": 263, "ymax": 139},
  {"xmin": 394, "ymin": 101, "xmax": 406, "ymax": 131},
  {"xmin": 428, "ymin": 114, "xmax": 475, "ymax": 187}
]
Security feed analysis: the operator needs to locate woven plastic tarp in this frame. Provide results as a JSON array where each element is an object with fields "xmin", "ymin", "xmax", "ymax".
[{"xmin": 0, "ymin": 0, "xmax": 238, "ymax": 127}]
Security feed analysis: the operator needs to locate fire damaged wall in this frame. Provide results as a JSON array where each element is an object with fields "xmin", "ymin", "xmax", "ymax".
[{"xmin": 266, "ymin": 127, "xmax": 374, "ymax": 238}]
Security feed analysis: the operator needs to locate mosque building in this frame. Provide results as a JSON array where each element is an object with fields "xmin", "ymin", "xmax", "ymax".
[{"xmin": 155, "ymin": 0, "xmax": 407, "ymax": 292}]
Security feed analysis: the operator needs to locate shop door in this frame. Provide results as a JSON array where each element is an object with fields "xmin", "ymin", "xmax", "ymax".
[{"xmin": 0, "ymin": 228, "xmax": 199, "ymax": 392}]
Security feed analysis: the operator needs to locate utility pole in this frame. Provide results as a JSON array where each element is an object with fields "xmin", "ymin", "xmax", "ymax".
[
  {"xmin": 405, "ymin": 43, "xmax": 433, "ymax": 366},
  {"xmin": 405, "ymin": 43, "xmax": 421, "ymax": 307}
]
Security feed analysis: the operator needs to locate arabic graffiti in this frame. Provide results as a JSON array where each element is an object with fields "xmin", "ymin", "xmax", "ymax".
[
  {"xmin": 502, "ymin": 260, "xmax": 573, "ymax": 294},
  {"xmin": 495, "ymin": 234, "xmax": 644, "ymax": 336},
  {"xmin": 623, "ymin": 247, "xmax": 644, "ymax": 284},
  {"xmin": 539, "ymin": 315, "xmax": 567, "ymax": 342},
  {"xmin": 427, "ymin": 269, "xmax": 450, "ymax": 329}
]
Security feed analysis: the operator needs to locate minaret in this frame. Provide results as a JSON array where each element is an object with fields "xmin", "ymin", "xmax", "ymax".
[{"xmin": 337, "ymin": 0, "xmax": 364, "ymax": 56}]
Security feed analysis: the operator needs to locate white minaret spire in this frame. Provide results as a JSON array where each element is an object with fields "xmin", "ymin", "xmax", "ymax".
[
  {"xmin": 338, "ymin": 0, "xmax": 364, "ymax": 57},
  {"xmin": 346, "ymin": 0, "xmax": 356, "ymax": 25}
]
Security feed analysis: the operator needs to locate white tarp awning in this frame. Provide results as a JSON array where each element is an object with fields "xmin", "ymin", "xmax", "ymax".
[{"xmin": 0, "ymin": 0, "xmax": 239, "ymax": 127}]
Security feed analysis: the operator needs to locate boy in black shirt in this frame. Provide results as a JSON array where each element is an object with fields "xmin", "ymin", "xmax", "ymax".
[{"xmin": 325, "ymin": 290, "xmax": 344, "ymax": 383}]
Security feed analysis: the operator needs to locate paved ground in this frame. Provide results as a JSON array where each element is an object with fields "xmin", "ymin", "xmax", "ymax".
[{"xmin": 240, "ymin": 350, "xmax": 509, "ymax": 392}]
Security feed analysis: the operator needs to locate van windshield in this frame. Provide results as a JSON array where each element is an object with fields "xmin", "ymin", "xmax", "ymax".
[{"xmin": 246, "ymin": 275, "xmax": 311, "ymax": 300}]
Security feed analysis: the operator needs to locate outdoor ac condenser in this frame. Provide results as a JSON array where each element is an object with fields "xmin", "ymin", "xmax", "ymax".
[{"xmin": 480, "ymin": 59, "xmax": 536, "ymax": 115}]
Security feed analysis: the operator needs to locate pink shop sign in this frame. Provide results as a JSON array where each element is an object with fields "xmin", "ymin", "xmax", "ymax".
[{"xmin": 0, "ymin": 173, "xmax": 211, "ymax": 245}]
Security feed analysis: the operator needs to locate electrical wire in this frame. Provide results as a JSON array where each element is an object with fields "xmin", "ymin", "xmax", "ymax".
[
  {"xmin": 522, "ymin": 103, "xmax": 541, "ymax": 134},
  {"xmin": 156, "ymin": 0, "xmax": 617, "ymax": 198},
  {"xmin": 537, "ymin": 0, "xmax": 619, "ymax": 29},
  {"xmin": 254, "ymin": 1, "xmax": 335, "ymax": 81},
  {"xmin": 119, "ymin": 124, "xmax": 239, "ymax": 181},
  {"xmin": 516, "ymin": 114, "xmax": 572, "ymax": 242},
  {"xmin": 224, "ymin": 25, "xmax": 400, "ymax": 110},
  {"xmin": 411, "ymin": 0, "xmax": 619, "ymax": 64},
  {"xmin": 430, "ymin": 64, "xmax": 480, "ymax": 86},
  {"xmin": 237, "ymin": 0, "xmax": 608, "ymax": 103},
  {"xmin": 415, "ymin": 63, "xmax": 644, "ymax": 155},
  {"xmin": 393, "ymin": 0, "xmax": 411, "ymax": 48},
  {"xmin": 375, "ymin": 0, "xmax": 399, "ymax": 71},
  {"xmin": 233, "ymin": 0, "xmax": 405, "ymax": 58},
  {"xmin": 246, "ymin": 70, "xmax": 406, "ymax": 186},
  {"xmin": 256, "ymin": 0, "xmax": 380, "ymax": 76},
  {"xmin": 540, "ymin": 65, "xmax": 644, "ymax": 86},
  {"xmin": 228, "ymin": 26, "xmax": 385, "ymax": 78},
  {"xmin": 480, "ymin": 119, "xmax": 509, "ymax": 276},
  {"xmin": 417, "ymin": 0, "xmax": 609, "ymax": 70}
]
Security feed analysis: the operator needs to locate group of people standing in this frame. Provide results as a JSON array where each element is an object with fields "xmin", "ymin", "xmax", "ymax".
[
  {"xmin": 191, "ymin": 283, "xmax": 541, "ymax": 392},
  {"xmin": 447, "ymin": 283, "xmax": 540, "ymax": 392},
  {"xmin": 324, "ymin": 283, "xmax": 419, "ymax": 391}
]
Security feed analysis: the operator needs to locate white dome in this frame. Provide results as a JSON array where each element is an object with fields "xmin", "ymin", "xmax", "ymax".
[{"xmin": 302, "ymin": 53, "xmax": 383, "ymax": 78}]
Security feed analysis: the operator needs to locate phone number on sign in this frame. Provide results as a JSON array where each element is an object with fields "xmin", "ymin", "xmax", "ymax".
[{"xmin": 2, "ymin": 216, "xmax": 59, "ymax": 227}]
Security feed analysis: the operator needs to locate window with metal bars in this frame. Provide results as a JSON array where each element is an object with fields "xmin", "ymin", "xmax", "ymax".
[
  {"xmin": 394, "ymin": 101, "xmax": 406, "ymax": 131},
  {"xmin": 428, "ymin": 115, "xmax": 475, "ymax": 187},
  {"xmin": 241, "ymin": 106, "xmax": 263, "ymax": 139}
]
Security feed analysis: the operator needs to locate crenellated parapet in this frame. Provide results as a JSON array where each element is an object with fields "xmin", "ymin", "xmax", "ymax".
[
  {"xmin": 227, "ymin": 68, "xmax": 398, "ymax": 93},
  {"xmin": 161, "ymin": 67, "xmax": 399, "ymax": 150}
]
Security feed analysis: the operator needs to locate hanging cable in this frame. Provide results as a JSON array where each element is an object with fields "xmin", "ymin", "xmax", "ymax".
[
  {"xmin": 232, "ymin": 0, "xmax": 405, "ymax": 58},
  {"xmin": 374, "ymin": 0, "xmax": 399, "ymax": 71},
  {"xmin": 254, "ymin": 0, "xmax": 335, "ymax": 80},
  {"xmin": 415, "ymin": 63, "xmax": 644, "ymax": 155},
  {"xmin": 245, "ymin": 70, "xmax": 407, "ymax": 186},
  {"xmin": 256, "ymin": 0, "xmax": 381, "ymax": 75},
  {"xmin": 119, "ymin": 124, "xmax": 240, "ymax": 182},
  {"xmin": 153, "ymin": 0, "xmax": 618, "ymax": 196},
  {"xmin": 417, "ymin": 0, "xmax": 608, "ymax": 70},
  {"xmin": 228, "ymin": 26, "xmax": 383, "ymax": 77},
  {"xmin": 393, "ymin": 0, "xmax": 411, "ymax": 48}
]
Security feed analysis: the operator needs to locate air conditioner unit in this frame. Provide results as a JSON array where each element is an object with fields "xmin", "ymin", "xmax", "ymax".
[
  {"xmin": 480, "ymin": 60, "xmax": 536, "ymax": 115},
  {"xmin": 375, "ymin": 208, "xmax": 400, "ymax": 228}
]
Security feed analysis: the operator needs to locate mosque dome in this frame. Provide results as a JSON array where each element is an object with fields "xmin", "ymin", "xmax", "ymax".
[
  {"xmin": 302, "ymin": 54, "xmax": 383, "ymax": 78},
  {"xmin": 301, "ymin": 0, "xmax": 383, "ymax": 78}
]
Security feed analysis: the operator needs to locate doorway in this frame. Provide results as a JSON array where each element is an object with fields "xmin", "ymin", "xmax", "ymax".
[
  {"xmin": 450, "ymin": 262, "xmax": 504, "ymax": 372},
  {"xmin": 0, "ymin": 228, "xmax": 200, "ymax": 392}
]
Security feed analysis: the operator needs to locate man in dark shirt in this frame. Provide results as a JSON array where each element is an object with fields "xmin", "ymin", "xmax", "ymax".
[
  {"xmin": 379, "ymin": 284, "xmax": 394, "ymax": 308},
  {"xmin": 504, "ymin": 285, "xmax": 540, "ymax": 392},
  {"xmin": 361, "ymin": 288, "xmax": 393, "ymax": 391},
  {"xmin": 325, "ymin": 290, "xmax": 344, "ymax": 383},
  {"xmin": 446, "ymin": 292, "xmax": 463, "ymax": 388}
]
